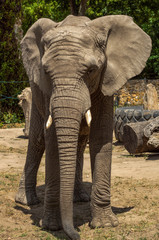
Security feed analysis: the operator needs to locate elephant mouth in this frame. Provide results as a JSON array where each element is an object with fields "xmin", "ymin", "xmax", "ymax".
[{"xmin": 46, "ymin": 109, "xmax": 92, "ymax": 130}]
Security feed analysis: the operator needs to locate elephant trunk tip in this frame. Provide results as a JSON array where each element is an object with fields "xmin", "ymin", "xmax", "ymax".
[{"xmin": 63, "ymin": 224, "xmax": 80, "ymax": 240}]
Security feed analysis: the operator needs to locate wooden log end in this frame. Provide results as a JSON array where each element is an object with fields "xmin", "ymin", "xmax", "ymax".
[{"xmin": 123, "ymin": 124, "xmax": 138, "ymax": 154}]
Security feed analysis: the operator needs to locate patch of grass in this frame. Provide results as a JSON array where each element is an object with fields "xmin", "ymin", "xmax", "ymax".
[
  {"xmin": 0, "ymin": 123, "xmax": 25, "ymax": 129},
  {"xmin": 0, "ymin": 225, "xmax": 5, "ymax": 233},
  {"xmin": 18, "ymin": 232, "xmax": 28, "ymax": 237},
  {"xmin": 0, "ymin": 173, "xmax": 20, "ymax": 192},
  {"xmin": 84, "ymin": 146, "xmax": 90, "ymax": 154},
  {"xmin": 0, "ymin": 171, "xmax": 159, "ymax": 240},
  {"xmin": 37, "ymin": 171, "xmax": 45, "ymax": 183},
  {"xmin": 151, "ymin": 201, "xmax": 157, "ymax": 206},
  {"xmin": 153, "ymin": 232, "xmax": 159, "ymax": 239},
  {"xmin": 0, "ymin": 145, "xmax": 27, "ymax": 154}
]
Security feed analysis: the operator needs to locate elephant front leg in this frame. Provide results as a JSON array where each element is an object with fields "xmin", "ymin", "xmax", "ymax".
[
  {"xmin": 42, "ymin": 124, "xmax": 62, "ymax": 231},
  {"xmin": 90, "ymin": 148, "xmax": 118, "ymax": 228},
  {"xmin": 15, "ymin": 103, "xmax": 45, "ymax": 205},
  {"xmin": 89, "ymin": 96, "xmax": 118, "ymax": 228},
  {"xmin": 74, "ymin": 130, "xmax": 90, "ymax": 202}
]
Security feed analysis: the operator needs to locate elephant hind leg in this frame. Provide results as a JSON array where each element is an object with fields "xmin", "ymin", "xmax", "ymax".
[
  {"xmin": 74, "ymin": 121, "xmax": 90, "ymax": 202},
  {"xmin": 15, "ymin": 102, "xmax": 45, "ymax": 205}
]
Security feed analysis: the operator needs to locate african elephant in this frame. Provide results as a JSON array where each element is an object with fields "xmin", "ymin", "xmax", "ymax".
[{"xmin": 15, "ymin": 15, "xmax": 151, "ymax": 240}]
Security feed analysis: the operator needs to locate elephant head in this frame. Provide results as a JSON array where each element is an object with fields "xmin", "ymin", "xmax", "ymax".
[{"xmin": 21, "ymin": 15, "xmax": 151, "ymax": 239}]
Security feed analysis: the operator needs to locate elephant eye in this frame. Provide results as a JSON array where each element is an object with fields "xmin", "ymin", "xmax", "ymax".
[{"xmin": 87, "ymin": 66, "xmax": 98, "ymax": 74}]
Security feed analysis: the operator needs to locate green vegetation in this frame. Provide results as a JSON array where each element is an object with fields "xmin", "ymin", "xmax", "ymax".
[
  {"xmin": 22, "ymin": 0, "xmax": 70, "ymax": 34},
  {"xmin": 105, "ymin": 0, "xmax": 159, "ymax": 78},
  {"xmin": 0, "ymin": 0, "xmax": 158, "ymax": 125},
  {"xmin": 0, "ymin": 0, "xmax": 28, "ymax": 124}
]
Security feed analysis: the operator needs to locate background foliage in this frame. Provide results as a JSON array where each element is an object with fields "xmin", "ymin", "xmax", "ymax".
[
  {"xmin": 105, "ymin": 0, "xmax": 159, "ymax": 78},
  {"xmin": 0, "ymin": 0, "xmax": 158, "ymax": 124},
  {"xmin": 0, "ymin": 0, "xmax": 28, "ymax": 123}
]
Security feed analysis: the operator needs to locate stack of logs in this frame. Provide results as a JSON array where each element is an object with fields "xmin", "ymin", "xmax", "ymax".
[
  {"xmin": 123, "ymin": 83, "xmax": 159, "ymax": 154},
  {"xmin": 123, "ymin": 116, "xmax": 159, "ymax": 154}
]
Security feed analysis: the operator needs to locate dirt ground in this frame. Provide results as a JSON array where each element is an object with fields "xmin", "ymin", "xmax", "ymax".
[{"xmin": 0, "ymin": 128, "xmax": 159, "ymax": 240}]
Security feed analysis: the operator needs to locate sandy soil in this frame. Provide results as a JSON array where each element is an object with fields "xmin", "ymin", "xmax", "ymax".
[
  {"xmin": 0, "ymin": 128, "xmax": 158, "ymax": 179},
  {"xmin": 0, "ymin": 128, "xmax": 159, "ymax": 240}
]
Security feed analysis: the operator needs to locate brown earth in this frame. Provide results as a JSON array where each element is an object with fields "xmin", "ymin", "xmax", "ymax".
[{"xmin": 0, "ymin": 128, "xmax": 159, "ymax": 240}]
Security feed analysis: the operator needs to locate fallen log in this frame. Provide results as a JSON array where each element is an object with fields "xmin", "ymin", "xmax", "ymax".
[{"xmin": 123, "ymin": 116, "xmax": 159, "ymax": 154}]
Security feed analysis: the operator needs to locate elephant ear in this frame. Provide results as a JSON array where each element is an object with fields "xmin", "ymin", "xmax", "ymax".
[
  {"xmin": 87, "ymin": 15, "xmax": 152, "ymax": 96},
  {"xmin": 21, "ymin": 18, "xmax": 58, "ymax": 95}
]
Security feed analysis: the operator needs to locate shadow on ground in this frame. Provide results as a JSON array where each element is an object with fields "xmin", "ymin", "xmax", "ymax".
[
  {"xmin": 146, "ymin": 153, "xmax": 159, "ymax": 161},
  {"xmin": 17, "ymin": 135, "xmax": 28, "ymax": 139},
  {"xmin": 14, "ymin": 182, "xmax": 134, "ymax": 240}
]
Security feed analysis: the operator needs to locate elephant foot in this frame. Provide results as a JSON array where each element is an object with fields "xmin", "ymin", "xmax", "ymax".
[
  {"xmin": 90, "ymin": 206, "xmax": 119, "ymax": 228},
  {"xmin": 74, "ymin": 186, "xmax": 90, "ymax": 202},
  {"xmin": 15, "ymin": 188, "xmax": 40, "ymax": 206},
  {"xmin": 41, "ymin": 209, "xmax": 62, "ymax": 231}
]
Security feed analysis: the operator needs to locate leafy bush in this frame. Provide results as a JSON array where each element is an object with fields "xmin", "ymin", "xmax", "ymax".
[
  {"xmin": 2, "ymin": 112, "xmax": 22, "ymax": 124},
  {"xmin": 0, "ymin": 110, "xmax": 24, "ymax": 128},
  {"xmin": 86, "ymin": 0, "xmax": 159, "ymax": 78},
  {"xmin": 0, "ymin": 0, "xmax": 29, "ymax": 119},
  {"xmin": 22, "ymin": 0, "xmax": 70, "ymax": 34}
]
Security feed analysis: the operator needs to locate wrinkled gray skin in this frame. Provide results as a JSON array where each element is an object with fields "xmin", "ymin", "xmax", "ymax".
[{"xmin": 15, "ymin": 15, "xmax": 151, "ymax": 240}]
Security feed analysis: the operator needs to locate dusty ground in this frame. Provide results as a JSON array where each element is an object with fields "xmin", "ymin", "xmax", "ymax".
[{"xmin": 0, "ymin": 128, "xmax": 159, "ymax": 240}]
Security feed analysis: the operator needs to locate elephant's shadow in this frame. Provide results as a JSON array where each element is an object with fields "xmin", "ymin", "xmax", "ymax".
[{"xmin": 14, "ymin": 182, "xmax": 134, "ymax": 240}]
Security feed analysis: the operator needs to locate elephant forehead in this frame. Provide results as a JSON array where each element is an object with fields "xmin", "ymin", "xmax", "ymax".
[{"xmin": 43, "ymin": 26, "xmax": 96, "ymax": 48}]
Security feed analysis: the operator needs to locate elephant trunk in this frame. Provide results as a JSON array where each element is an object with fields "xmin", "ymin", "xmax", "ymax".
[{"xmin": 50, "ymin": 88, "xmax": 90, "ymax": 240}]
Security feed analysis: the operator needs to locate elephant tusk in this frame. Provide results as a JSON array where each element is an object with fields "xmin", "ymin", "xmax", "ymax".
[
  {"xmin": 85, "ymin": 110, "xmax": 92, "ymax": 127},
  {"xmin": 46, "ymin": 115, "xmax": 53, "ymax": 129}
]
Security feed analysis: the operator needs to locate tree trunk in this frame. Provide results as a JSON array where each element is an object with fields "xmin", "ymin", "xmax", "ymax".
[
  {"xmin": 123, "ymin": 116, "xmax": 159, "ymax": 154},
  {"xmin": 70, "ymin": 0, "xmax": 88, "ymax": 16},
  {"xmin": 78, "ymin": 0, "xmax": 88, "ymax": 16},
  {"xmin": 70, "ymin": 0, "xmax": 79, "ymax": 15}
]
